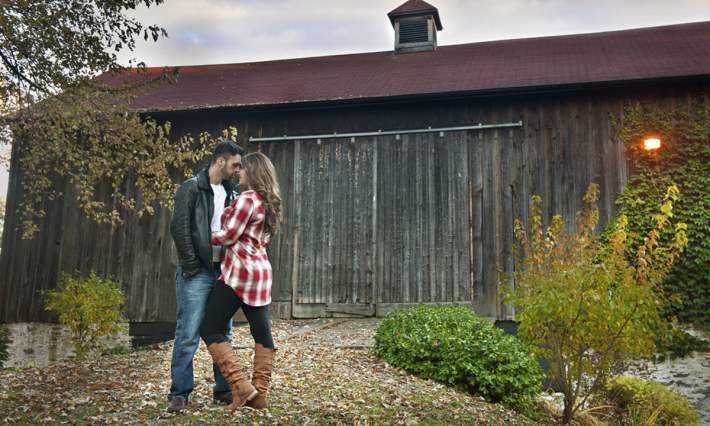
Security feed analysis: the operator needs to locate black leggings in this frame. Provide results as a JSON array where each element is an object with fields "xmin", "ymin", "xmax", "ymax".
[{"xmin": 200, "ymin": 281, "xmax": 274, "ymax": 349}]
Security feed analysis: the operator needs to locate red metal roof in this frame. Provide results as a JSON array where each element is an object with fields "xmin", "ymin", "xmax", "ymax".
[
  {"xmin": 109, "ymin": 21, "xmax": 710, "ymax": 113},
  {"xmin": 388, "ymin": 0, "xmax": 443, "ymax": 30}
]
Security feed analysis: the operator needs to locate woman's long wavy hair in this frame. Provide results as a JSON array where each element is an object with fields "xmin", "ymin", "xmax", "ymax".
[{"xmin": 242, "ymin": 152, "xmax": 282, "ymax": 234}]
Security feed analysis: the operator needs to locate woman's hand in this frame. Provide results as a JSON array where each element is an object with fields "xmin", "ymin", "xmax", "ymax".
[
  {"xmin": 213, "ymin": 194, "xmax": 254, "ymax": 246},
  {"xmin": 221, "ymin": 205, "xmax": 235, "ymax": 227}
]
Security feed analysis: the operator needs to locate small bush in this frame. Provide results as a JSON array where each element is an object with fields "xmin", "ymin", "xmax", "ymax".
[
  {"xmin": 0, "ymin": 323, "xmax": 11, "ymax": 368},
  {"xmin": 373, "ymin": 305, "xmax": 543, "ymax": 409},
  {"xmin": 605, "ymin": 376, "xmax": 699, "ymax": 426},
  {"xmin": 44, "ymin": 272, "xmax": 127, "ymax": 360}
]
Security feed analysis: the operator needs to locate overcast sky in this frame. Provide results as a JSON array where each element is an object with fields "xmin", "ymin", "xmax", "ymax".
[
  {"xmin": 2, "ymin": 0, "xmax": 710, "ymax": 198},
  {"xmin": 115, "ymin": 0, "xmax": 710, "ymax": 67}
]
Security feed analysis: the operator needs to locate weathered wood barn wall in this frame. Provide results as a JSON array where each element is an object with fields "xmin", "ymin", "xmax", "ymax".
[
  {"xmin": 2, "ymin": 80, "xmax": 708, "ymax": 323},
  {"xmin": 3, "ymin": 0, "xmax": 710, "ymax": 323}
]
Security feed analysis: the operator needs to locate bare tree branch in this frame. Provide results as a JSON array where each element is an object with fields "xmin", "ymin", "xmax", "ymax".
[{"xmin": 0, "ymin": 47, "xmax": 49, "ymax": 95}]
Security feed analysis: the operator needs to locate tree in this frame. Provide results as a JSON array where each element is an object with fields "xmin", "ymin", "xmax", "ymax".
[
  {"xmin": 504, "ymin": 183, "xmax": 687, "ymax": 424},
  {"xmin": 0, "ymin": 1, "xmax": 232, "ymax": 238}
]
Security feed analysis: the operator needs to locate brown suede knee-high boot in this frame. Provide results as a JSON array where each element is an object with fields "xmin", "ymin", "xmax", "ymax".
[
  {"xmin": 207, "ymin": 342, "xmax": 258, "ymax": 409},
  {"xmin": 245, "ymin": 343, "xmax": 276, "ymax": 409}
]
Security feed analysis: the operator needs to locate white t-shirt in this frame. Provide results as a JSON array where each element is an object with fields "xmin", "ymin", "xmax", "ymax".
[{"xmin": 211, "ymin": 184, "xmax": 227, "ymax": 262}]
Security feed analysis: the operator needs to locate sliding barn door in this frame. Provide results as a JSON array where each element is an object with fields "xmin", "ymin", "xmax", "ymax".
[{"xmin": 290, "ymin": 138, "xmax": 377, "ymax": 318}]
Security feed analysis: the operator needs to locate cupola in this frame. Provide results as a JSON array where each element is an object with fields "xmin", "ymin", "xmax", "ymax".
[{"xmin": 387, "ymin": 0, "xmax": 443, "ymax": 53}]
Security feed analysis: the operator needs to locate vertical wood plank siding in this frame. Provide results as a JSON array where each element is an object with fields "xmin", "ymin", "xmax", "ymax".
[
  {"xmin": 1, "ymin": 83, "xmax": 707, "ymax": 321},
  {"xmin": 293, "ymin": 137, "xmax": 375, "ymax": 305}
]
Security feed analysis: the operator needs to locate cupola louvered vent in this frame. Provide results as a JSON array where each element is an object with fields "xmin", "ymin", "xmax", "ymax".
[
  {"xmin": 399, "ymin": 19, "xmax": 429, "ymax": 43},
  {"xmin": 388, "ymin": 0, "xmax": 442, "ymax": 53}
]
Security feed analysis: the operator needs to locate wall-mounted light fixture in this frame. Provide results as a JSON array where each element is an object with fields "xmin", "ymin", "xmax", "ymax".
[{"xmin": 643, "ymin": 136, "xmax": 662, "ymax": 151}]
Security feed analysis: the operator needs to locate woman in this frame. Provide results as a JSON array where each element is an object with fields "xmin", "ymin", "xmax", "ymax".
[{"xmin": 199, "ymin": 151, "xmax": 282, "ymax": 410}]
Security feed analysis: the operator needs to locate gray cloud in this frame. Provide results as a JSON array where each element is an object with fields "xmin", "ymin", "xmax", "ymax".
[{"xmin": 118, "ymin": 0, "xmax": 710, "ymax": 66}]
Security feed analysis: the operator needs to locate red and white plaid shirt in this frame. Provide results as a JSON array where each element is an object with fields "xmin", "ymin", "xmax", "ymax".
[{"xmin": 212, "ymin": 190, "xmax": 272, "ymax": 306}]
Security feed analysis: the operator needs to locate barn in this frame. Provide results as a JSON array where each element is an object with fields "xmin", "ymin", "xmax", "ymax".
[{"xmin": 2, "ymin": 0, "xmax": 709, "ymax": 324}]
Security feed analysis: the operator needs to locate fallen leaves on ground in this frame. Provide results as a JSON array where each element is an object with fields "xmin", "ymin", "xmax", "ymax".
[{"xmin": 0, "ymin": 319, "xmax": 539, "ymax": 425}]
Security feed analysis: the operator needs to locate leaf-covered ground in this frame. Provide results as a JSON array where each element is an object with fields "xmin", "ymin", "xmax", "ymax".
[{"xmin": 0, "ymin": 318, "xmax": 540, "ymax": 425}]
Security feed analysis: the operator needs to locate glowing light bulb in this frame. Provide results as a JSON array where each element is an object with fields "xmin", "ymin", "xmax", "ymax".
[{"xmin": 643, "ymin": 137, "xmax": 661, "ymax": 151}]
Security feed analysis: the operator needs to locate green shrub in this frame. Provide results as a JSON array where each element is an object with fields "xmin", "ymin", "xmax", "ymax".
[
  {"xmin": 44, "ymin": 272, "xmax": 127, "ymax": 360},
  {"xmin": 373, "ymin": 305, "xmax": 543, "ymax": 409},
  {"xmin": 605, "ymin": 376, "xmax": 699, "ymax": 426},
  {"xmin": 0, "ymin": 323, "xmax": 10, "ymax": 368}
]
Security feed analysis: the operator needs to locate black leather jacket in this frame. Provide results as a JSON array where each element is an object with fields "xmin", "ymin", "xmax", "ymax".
[{"xmin": 170, "ymin": 168, "xmax": 237, "ymax": 278}]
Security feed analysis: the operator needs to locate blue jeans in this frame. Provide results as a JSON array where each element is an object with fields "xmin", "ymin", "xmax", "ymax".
[{"xmin": 168, "ymin": 265, "xmax": 232, "ymax": 401}]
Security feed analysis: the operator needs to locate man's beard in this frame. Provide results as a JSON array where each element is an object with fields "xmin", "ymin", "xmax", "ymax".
[
  {"xmin": 221, "ymin": 164, "xmax": 240, "ymax": 187},
  {"xmin": 220, "ymin": 163, "xmax": 232, "ymax": 181}
]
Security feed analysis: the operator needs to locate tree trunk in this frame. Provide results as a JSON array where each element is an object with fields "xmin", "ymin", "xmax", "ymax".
[{"xmin": 563, "ymin": 394, "xmax": 575, "ymax": 424}]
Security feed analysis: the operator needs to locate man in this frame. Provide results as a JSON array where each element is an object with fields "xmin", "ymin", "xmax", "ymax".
[{"xmin": 167, "ymin": 140, "xmax": 245, "ymax": 412}]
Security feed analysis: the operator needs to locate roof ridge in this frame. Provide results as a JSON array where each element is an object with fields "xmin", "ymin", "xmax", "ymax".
[{"xmin": 135, "ymin": 20, "xmax": 710, "ymax": 71}]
